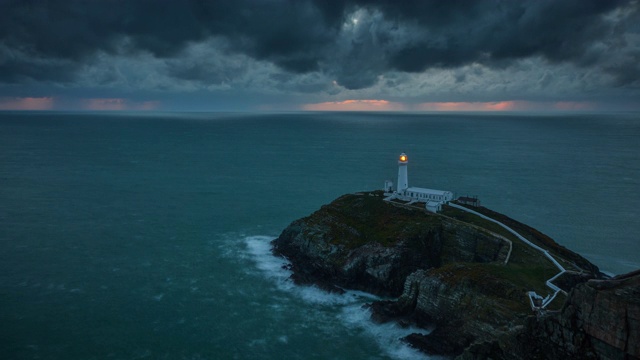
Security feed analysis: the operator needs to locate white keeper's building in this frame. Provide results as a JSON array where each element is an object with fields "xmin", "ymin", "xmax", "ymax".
[{"xmin": 384, "ymin": 153, "xmax": 454, "ymax": 212}]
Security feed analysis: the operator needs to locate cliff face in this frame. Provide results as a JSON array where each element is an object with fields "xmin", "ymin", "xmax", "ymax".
[
  {"xmin": 271, "ymin": 192, "xmax": 636, "ymax": 359},
  {"xmin": 373, "ymin": 265, "xmax": 532, "ymax": 356}
]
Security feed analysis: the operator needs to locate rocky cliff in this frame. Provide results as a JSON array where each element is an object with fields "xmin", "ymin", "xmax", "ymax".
[{"xmin": 272, "ymin": 192, "xmax": 638, "ymax": 359}]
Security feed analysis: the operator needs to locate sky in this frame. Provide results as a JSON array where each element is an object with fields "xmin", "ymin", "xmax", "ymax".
[{"xmin": 0, "ymin": 0, "xmax": 639, "ymax": 112}]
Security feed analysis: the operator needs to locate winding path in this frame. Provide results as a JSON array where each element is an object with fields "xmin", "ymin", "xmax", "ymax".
[{"xmin": 448, "ymin": 203, "xmax": 566, "ymax": 309}]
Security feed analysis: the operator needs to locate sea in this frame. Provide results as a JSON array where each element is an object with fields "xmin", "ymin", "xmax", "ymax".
[{"xmin": 1, "ymin": 111, "xmax": 639, "ymax": 359}]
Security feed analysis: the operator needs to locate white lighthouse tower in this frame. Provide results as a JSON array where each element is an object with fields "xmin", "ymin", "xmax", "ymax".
[{"xmin": 397, "ymin": 152, "xmax": 408, "ymax": 193}]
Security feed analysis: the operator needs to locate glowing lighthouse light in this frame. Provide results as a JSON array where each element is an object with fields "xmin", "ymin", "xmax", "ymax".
[{"xmin": 397, "ymin": 152, "xmax": 409, "ymax": 193}]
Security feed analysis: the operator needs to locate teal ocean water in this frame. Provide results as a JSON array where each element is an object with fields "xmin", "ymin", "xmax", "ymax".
[{"xmin": 1, "ymin": 112, "xmax": 639, "ymax": 359}]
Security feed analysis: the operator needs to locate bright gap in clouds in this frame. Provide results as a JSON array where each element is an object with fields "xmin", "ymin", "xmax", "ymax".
[
  {"xmin": 0, "ymin": 97, "xmax": 54, "ymax": 110},
  {"xmin": 0, "ymin": 97, "xmax": 162, "ymax": 111},
  {"xmin": 303, "ymin": 100, "xmax": 406, "ymax": 111},
  {"xmin": 302, "ymin": 100, "xmax": 598, "ymax": 112},
  {"xmin": 415, "ymin": 101, "xmax": 596, "ymax": 112}
]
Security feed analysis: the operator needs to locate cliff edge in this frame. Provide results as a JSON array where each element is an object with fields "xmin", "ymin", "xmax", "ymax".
[{"xmin": 271, "ymin": 191, "xmax": 638, "ymax": 359}]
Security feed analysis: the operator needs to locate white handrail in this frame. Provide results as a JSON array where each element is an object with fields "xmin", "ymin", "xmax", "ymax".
[{"xmin": 448, "ymin": 203, "xmax": 567, "ymax": 309}]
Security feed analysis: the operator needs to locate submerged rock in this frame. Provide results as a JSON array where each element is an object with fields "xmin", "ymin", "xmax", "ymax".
[{"xmin": 272, "ymin": 191, "xmax": 637, "ymax": 359}]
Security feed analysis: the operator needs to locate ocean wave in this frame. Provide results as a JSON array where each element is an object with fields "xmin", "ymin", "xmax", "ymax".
[
  {"xmin": 243, "ymin": 235, "xmax": 433, "ymax": 360},
  {"xmin": 340, "ymin": 303, "xmax": 434, "ymax": 360}
]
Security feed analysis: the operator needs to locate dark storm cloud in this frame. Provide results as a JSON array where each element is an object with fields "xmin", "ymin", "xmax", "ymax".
[
  {"xmin": 0, "ymin": 0, "xmax": 637, "ymax": 90},
  {"xmin": 0, "ymin": 0, "xmax": 204, "ymax": 59},
  {"xmin": 191, "ymin": 1, "xmax": 338, "ymax": 73},
  {"xmin": 0, "ymin": 0, "xmax": 337, "ymax": 82},
  {"xmin": 339, "ymin": 0, "xmax": 627, "ymax": 67}
]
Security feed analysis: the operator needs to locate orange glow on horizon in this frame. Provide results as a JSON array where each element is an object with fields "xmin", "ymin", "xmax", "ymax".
[
  {"xmin": 416, "ymin": 100, "xmax": 596, "ymax": 112},
  {"xmin": 302, "ymin": 99, "xmax": 406, "ymax": 111},
  {"xmin": 304, "ymin": 100, "xmax": 594, "ymax": 112},
  {"xmin": 0, "ymin": 97, "xmax": 54, "ymax": 110},
  {"xmin": 416, "ymin": 101, "xmax": 521, "ymax": 111}
]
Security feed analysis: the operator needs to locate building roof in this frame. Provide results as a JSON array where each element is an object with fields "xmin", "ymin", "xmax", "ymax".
[{"xmin": 406, "ymin": 187, "xmax": 452, "ymax": 195}]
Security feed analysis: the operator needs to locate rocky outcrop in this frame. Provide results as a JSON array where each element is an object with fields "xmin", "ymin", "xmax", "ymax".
[
  {"xmin": 272, "ymin": 192, "xmax": 510, "ymax": 296},
  {"xmin": 271, "ymin": 192, "xmax": 635, "ymax": 359}
]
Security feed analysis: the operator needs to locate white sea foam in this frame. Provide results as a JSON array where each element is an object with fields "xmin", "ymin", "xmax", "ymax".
[
  {"xmin": 243, "ymin": 235, "xmax": 293, "ymax": 288},
  {"xmin": 340, "ymin": 304, "xmax": 433, "ymax": 360},
  {"xmin": 244, "ymin": 235, "xmax": 372, "ymax": 305},
  {"xmin": 243, "ymin": 235, "xmax": 435, "ymax": 360}
]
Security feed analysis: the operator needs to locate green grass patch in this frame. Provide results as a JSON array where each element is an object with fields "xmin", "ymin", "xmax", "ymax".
[{"xmin": 320, "ymin": 192, "xmax": 441, "ymax": 249}]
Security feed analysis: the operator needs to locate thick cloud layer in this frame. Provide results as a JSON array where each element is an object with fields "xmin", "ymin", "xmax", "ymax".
[{"xmin": 0, "ymin": 0, "xmax": 638, "ymax": 108}]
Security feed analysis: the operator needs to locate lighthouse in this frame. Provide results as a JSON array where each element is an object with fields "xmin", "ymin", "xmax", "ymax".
[
  {"xmin": 397, "ymin": 152, "xmax": 408, "ymax": 193},
  {"xmin": 383, "ymin": 152, "xmax": 454, "ymax": 213}
]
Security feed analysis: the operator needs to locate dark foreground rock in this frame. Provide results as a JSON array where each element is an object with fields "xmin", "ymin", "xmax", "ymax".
[
  {"xmin": 272, "ymin": 192, "xmax": 638, "ymax": 359},
  {"xmin": 503, "ymin": 270, "xmax": 640, "ymax": 360}
]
